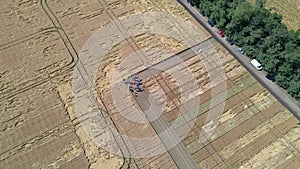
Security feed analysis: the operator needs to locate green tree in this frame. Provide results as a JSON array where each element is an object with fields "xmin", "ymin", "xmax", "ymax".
[
  {"xmin": 232, "ymin": 2, "xmax": 254, "ymax": 27},
  {"xmin": 287, "ymin": 80, "xmax": 300, "ymax": 99},
  {"xmin": 195, "ymin": 0, "xmax": 300, "ymax": 100},
  {"xmin": 256, "ymin": 0, "xmax": 267, "ymax": 8}
]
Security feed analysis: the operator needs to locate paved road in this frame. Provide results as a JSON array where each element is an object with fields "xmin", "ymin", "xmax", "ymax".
[{"xmin": 177, "ymin": 0, "xmax": 300, "ymax": 120}]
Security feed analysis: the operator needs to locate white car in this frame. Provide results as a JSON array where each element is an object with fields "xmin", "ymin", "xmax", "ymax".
[{"xmin": 250, "ymin": 59, "xmax": 262, "ymax": 70}]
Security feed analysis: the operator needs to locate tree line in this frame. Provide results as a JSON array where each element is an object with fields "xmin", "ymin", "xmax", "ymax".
[{"xmin": 191, "ymin": 0, "xmax": 300, "ymax": 100}]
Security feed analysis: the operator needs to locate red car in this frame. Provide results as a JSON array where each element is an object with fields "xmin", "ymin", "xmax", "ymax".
[{"xmin": 217, "ymin": 29, "xmax": 225, "ymax": 37}]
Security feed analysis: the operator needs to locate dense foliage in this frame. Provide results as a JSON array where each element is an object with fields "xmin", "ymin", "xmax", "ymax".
[{"xmin": 191, "ymin": 0, "xmax": 300, "ymax": 99}]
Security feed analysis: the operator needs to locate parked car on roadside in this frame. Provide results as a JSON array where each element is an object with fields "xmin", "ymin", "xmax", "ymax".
[
  {"xmin": 187, "ymin": 0, "xmax": 195, "ymax": 6},
  {"xmin": 250, "ymin": 59, "xmax": 262, "ymax": 70},
  {"xmin": 200, "ymin": 11, "xmax": 205, "ymax": 16},
  {"xmin": 217, "ymin": 29, "xmax": 225, "ymax": 37},
  {"xmin": 237, "ymin": 47, "xmax": 244, "ymax": 54},
  {"xmin": 266, "ymin": 74, "xmax": 275, "ymax": 82},
  {"xmin": 208, "ymin": 20, "xmax": 214, "ymax": 27},
  {"xmin": 226, "ymin": 37, "xmax": 234, "ymax": 45}
]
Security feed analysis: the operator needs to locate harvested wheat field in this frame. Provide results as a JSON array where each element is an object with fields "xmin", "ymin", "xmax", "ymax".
[
  {"xmin": 0, "ymin": 0, "xmax": 299, "ymax": 169},
  {"xmin": 249, "ymin": 0, "xmax": 300, "ymax": 30},
  {"xmin": 265, "ymin": 0, "xmax": 300, "ymax": 30}
]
